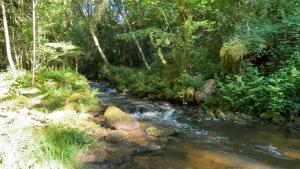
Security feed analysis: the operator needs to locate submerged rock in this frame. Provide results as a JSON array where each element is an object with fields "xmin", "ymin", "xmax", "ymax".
[
  {"xmin": 215, "ymin": 110, "xmax": 226, "ymax": 120},
  {"xmin": 284, "ymin": 150, "xmax": 300, "ymax": 160},
  {"xmin": 135, "ymin": 143, "xmax": 161, "ymax": 154},
  {"xmin": 105, "ymin": 130, "xmax": 129, "ymax": 142},
  {"xmin": 205, "ymin": 110, "xmax": 216, "ymax": 120},
  {"xmin": 104, "ymin": 106, "xmax": 140, "ymax": 130},
  {"xmin": 146, "ymin": 126, "xmax": 179, "ymax": 137}
]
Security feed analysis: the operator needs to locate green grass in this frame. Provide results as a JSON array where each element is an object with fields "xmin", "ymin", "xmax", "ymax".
[
  {"xmin": 10, "ymin": 68, "xmax": 101, "ymax": 113},
  {"xmin": 40, "ymin": 124, "xmax": 95, "ymax": 168}
]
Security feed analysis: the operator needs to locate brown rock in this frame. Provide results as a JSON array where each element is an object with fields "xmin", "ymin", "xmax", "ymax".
[
  {"xmin": 104, "ymin": 106, "xmax": 140, "ymax": 130},
  {"xmin": 105, "ymin": 130, "xmax": 128, "ymax": 142}
]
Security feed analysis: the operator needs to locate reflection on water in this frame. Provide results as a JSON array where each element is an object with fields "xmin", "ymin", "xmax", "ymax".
[{"xmin": 86, "ymin": 82, "xmax": 300, "ymax": 169}]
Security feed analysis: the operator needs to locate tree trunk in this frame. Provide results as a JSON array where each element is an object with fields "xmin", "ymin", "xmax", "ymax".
[
  {"xmin": 89, "ymin": 28, "xmax": 110, "ymax": 66},
  {"xmin": 75, "ymin": 58, "xmax": 78, "ymax": 71},
  {"xmin": 150, "ymin": 33, "xmax": 167, "ymax": 65},
  {"xmin": 75, "ymin": 0, "xmax": 110, "ymax": 67},
  {"xmin": 13, "ymin": 44, "xmax": 19, "ymax": 69},
  {"xmin": 113, "ymin": 0, "xmax": 150, "ymax": 70},
  {"xmin": 1, "ymin": 1, "xmax": 16, "ymax": 75},
  {"xmin": 32, "ymin": 0, "xmax": 36, "ymax": 85}
]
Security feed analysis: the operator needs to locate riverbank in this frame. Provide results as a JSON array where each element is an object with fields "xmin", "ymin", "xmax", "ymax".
[
  {"xmin": 0, "ymin": 70, "xmax": 103, "ymax": 168},
  {"xmin": 95, "ymin": 74, "xmax": 300, "ymax": 135}
]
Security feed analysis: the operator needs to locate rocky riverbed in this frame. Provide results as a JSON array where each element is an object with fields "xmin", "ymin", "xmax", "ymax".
[{"xmin": 78, "ymin": 82, "xmax": 300, "ymax": 169}]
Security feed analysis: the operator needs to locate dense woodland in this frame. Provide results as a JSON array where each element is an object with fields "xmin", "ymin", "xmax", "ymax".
[
  {"xmin": 0, "ymin": 0, "xmax": 300, "ymax": 168},
  {"xmin": 2, "ymin": 0, "xmax": 299, "ymax": 120}
]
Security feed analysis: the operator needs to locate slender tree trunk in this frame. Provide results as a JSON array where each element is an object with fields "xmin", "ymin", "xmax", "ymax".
[
  {"xmin": 32, "ymin": 0, "xmax": 36, "ymax": 85},
  {"xmin": 75, "ymin": 58, "xmax": 78, "ymax": 71},
  {"xmin": 150, "ymin": 33, "xmax": 167, "ymax": 65},
  {"xmin": 75, "ymin": 0, "xmax": 110, "ymax": 66},
  {"xmin": 13, "ymin": 44, "xmax": 19, "ymax": 69},
  {"xmin": 159, "ymin": 7, "xmax": 173, "ymax": 33},
  {"xmin": 89, "ymin": 28, "xmax": 110, "ymax": 66},
  {"xmin": 1, "ymin": 1, "xmax": 16, "ymax": 75},
  {"xmin": 113, "ymin": 0, "xmax": 150, "ymax": 70}
]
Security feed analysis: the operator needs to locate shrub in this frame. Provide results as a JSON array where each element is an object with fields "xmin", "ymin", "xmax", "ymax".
[
  {"xmin": 207, "ymin": 52, "xmax": 300, "ymax": 120},
  {"xmin": 108, "ymin": 66, "xmax": 206, "ymax": 101}
]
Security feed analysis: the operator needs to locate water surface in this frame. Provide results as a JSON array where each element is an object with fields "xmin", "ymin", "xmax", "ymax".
[{"xmin": 86, "ymin": 82, "xmax": 300, "ymax": 169}]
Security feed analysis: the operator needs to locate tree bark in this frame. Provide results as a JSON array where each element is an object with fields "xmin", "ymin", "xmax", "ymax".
[
  {"xmin": 89, "ymin": 28, "xmax": 110, "ymax": 66},
  {"xmin": 13, "ymin": 43, "xmax": 19, "ymax": 69},
  {"xmin": 1, "ymin": 1, "xmax": 16, "ymax": 75},
  {"xmin": 32, "ymin": 0, "xmax": 36, "ymax": 85},
  {"xmin": 150, "ymin": 33, "xmax": 167, "ymax": 65}
]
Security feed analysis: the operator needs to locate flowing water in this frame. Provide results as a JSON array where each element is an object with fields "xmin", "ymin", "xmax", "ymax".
[{"xmin": 86, "ymin": 82, "xmax": 300, "ymax": 169}]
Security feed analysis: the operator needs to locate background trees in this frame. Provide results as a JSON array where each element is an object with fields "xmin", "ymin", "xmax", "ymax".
[{"xmin": 0, "ymin": 0, "xmax": 299, "ymax": 119}]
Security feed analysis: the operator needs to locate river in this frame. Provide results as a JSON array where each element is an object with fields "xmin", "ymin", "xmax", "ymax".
[{"xmin": 85, "ymin": 82, "xmax": 300, "ymax": 169}]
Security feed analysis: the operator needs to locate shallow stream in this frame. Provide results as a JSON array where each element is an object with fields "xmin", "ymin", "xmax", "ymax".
[{"xmin": 85, "ymin": 82, "xmax": 300, "ymax": 169}]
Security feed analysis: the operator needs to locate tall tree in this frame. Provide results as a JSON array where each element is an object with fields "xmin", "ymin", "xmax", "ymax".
[
  {"xmin": 1, "ymin": 1, "xmax": 16, "ymax": 75},
  {"xmin": 113, "ymin": 0, "xmax": 150, "ymax": 70},
  {"xmin": 32, "ymin": 0, "xmax": 37, "ymax": 85},
  {"xmin": 75, "ymin": 0, "xmax": 110, "ymax": 66}
]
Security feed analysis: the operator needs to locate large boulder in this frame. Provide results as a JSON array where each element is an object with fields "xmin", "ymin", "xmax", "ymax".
[{"xmin": 104, "ymin": 106, "xmax": 140, "ymax": 130}]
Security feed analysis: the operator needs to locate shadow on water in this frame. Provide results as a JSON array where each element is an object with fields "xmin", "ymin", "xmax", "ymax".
[{"xmin": 83, "ymin": 82, "xmax": 300, "ymax": 169}]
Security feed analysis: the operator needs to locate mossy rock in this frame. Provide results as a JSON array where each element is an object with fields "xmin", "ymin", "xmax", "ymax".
[
  {"xmin": 205, "ymin": 110, "xmax": 216, "ymax": 119},
  {"xmin": 146, "ymin": 126, "xmax": 179, "ymax": 137},
  {"xmin": 86, "ymin": 98, "xmax": 101, "ymax": 113},
  {"xmin": 104, "ymin": 106, "xmax": 140, "ymax": 131},
  {"xmin": 260, "ymin": 112, "xmax": 280, "ymax": 121},
  {"xmin": 215, "ymin": 110, "xmax": 226, "ymax": 120}
]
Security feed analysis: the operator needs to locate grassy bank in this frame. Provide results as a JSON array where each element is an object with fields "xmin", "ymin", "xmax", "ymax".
[{"xmin": 0, "ymin": 69, "xmax": 101, "ymax": 169}]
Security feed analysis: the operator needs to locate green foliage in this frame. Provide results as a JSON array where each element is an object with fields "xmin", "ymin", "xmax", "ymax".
[
  {"xmin": 207, "ymin": 51, "xmax": 300, "ymax": 119},
  {"xmin": 37, "ymin": 42, "xmax": 82, "ymax": 70},
  {"xmin": 107, "ymin": 66, "xmax": 204, "ymax": 101},
  {"xmin": 10, "ymin": 74, "xmax": 32, "ymax": 91},
  {"xmin": 36, "ymin": 69, "xmax": 89, "ymax": 91},
  {"xmin": 40, "ymin": 124, "xmax": 95, "ymax": 167},
  {"xmin": 108, "ymin": 66, "xmax": 171, "ymax": 98}
]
